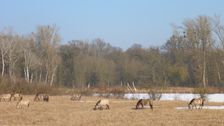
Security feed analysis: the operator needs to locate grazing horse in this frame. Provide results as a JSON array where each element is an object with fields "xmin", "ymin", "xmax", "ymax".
[
  {"xmin": 136, "ymin": 99, "xmax": 153, "ymax": 110},
  {"xmin": 34, "ymin": 93, "xmax": 49, "ymax": 102},
  {"xmin": 12, "ymin": 93, "xmax": 22, "ymax": 101},
  {"xmin": 70, "ymin": 94, "xmax": 82, "ymax": 101},
  {"xmin": 16, "ymin": 96, "xmax": 30, "ymax": 109},
  {"xmin": 188, "ymin": 98, "xmax": 205, "ymax": 109},
  {"xmin": 0, "ymin": 94, "xmax": 12, "ymax": 102},
  {"xmin": 93, "ymin": 99, "xmax": 110, "ymax": 110}
]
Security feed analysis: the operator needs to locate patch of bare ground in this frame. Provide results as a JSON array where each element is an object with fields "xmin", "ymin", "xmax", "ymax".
[{"xmin": 0, "ymin": 96, "xmax": 224, "ymax": 126}]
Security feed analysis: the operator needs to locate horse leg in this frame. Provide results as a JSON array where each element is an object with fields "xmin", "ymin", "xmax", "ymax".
[
  {"xmin": 106, "ymin": 104, "xmax": 110, "ymax": 109},
  {"xmin": 150, "ymin": 103, "xmax": 153, "ymax": 110},
  {"xmin": 141, "ymin": 103, "xmax": 144, "ymax": 109}
]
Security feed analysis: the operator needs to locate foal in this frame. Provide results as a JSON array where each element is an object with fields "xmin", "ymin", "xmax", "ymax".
[
  {"xmin": 136, "ymin": 99, "xmax": 153, "ymax": 110},
  {"xmin": 188, "ymin": 98, "xmax": 205, "ymax": 109}
]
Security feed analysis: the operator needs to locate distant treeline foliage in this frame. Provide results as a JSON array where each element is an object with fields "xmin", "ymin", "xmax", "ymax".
[{"xmin": 1, "ymin": 16, "xmax": 224, "ymax": 88}]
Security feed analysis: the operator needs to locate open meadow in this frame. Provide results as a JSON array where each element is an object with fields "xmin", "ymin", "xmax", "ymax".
[{"xmin": 0, "ymin": 95, "xmax": 224, "ymax": 126}]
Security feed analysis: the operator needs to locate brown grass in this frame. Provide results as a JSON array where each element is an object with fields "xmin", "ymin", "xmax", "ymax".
[{"xmin": 0, "ymin": 96, "xmax": 224, "ymax": 126}]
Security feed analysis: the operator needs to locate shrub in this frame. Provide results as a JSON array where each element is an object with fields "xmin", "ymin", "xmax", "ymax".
[
  {"xmin": 147, "ymin": 89, "xmax": 162, "ymax": 100},
  {"xmin": 193, "ymin": 87, "xmax": 207, "ymax": 99}
]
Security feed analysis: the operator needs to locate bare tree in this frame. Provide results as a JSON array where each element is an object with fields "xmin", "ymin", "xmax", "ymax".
[
  {"xmin": 20, "ymin": 35, "xmax": 39, "ymax": 83},
  {"xmin": 0, "ymin": 29, "xmax": 14, "ymax": 77},
  {"xmin": 34, "ymin": 25, "xmax": 61, "ymax": 86},
  {"xmin": 7, "ymin": 35, "xmax": 22, "ymax": 80},
  {"xmin": 183, "ymin": 16, "xmax": 212, "ymax": 87}
]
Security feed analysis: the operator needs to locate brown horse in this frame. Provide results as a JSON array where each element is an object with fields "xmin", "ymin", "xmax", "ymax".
[
  {"xmin": 93, "ymin": 99, "xmax": 110, "ymax": 110},
  {"xmin": 70, "ymin": 94, "xmax": 82, "ymax": 101},
  {"xmin": 188, "ymin": 98, "xmax": 205, "ymax": 109},
  {"xmin": 34, "ymin": 93, "xmax": 49, "ymax": 102},
  {"xmin": 136, "ymin": 99, "xmax": 153, "ymax": 110}
]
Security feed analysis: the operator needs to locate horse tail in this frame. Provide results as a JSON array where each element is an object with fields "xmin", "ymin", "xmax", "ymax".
[
  {"xmin": 150, "ymin": 102, "xmax": 153, "ymax": 110},
  {"xmin": 188, "ymin": 98, "xmax": 195, "ymax": 109},
  {"xmin": 136, "ymin": 99, "xmax": 143, "ymax": 109},
  {"xmin": 201, "ymin": 99, "xmax": 205, "ymax": 106}
]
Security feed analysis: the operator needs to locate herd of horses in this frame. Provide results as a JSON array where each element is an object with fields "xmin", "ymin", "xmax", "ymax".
[
  {"xmin": 0, "ymin": 93, "xmax": 49, "ymax": 108},
  {"xmin": 0, "ymin": 93, "xmax": 206, "ymax": 110}
]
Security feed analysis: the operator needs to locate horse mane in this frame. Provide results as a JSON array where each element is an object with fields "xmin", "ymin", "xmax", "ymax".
[
  {"xmin": 95, "ymin": 100, "xmax": 101, "ymax": 106},
  {"xmin": 188, "ymin": 98, "xmax": 195, "ymax": 105},
  {"xmin": 136, "ymin": 99, "xmax": 143, "ymax": 109}
]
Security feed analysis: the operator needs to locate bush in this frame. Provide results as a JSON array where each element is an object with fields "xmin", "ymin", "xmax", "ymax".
[
  {"xmin": 147, "ymin": 89, "xmax": 162, "ymax": 100},
  {"xmin": 0, "ymin": 78, "xmax": 53, "ymax": 95},
  {"xmin": 109, "ymin": 87, "xmax": 125, "ymax": 99},
  {"xmin": 193, "ymin": 87, "xmax": 207, "ymax": 99}
]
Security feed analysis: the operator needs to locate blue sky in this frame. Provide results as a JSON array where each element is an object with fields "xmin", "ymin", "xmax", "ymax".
[{"xmin": 1, "ymin": 0, "xmax": 224, "ymax": 49}]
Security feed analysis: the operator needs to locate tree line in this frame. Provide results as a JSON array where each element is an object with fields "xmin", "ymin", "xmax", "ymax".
[{"xmin": 1, "ymin": 15, "xmax": 224, "ymax": 89}]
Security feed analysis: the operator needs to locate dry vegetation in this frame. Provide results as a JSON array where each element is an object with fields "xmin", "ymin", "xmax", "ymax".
[{"xmin": 0, "ymin": 96, "xmax": 224, "ymax": 126}]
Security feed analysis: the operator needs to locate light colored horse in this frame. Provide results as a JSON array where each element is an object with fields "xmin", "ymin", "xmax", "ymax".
[
  {"xmin": 34, "ymin": 93, "xmax": 49, "ymax": 102},
  {"xmin": 0, "ymin": 94, "xmax": 12, "ymax": 102},
  {"xmin": 136, "ymin": 99, "xmax": 153, "ymax": 110},
  {"xmin": 188, "ymin": 98, "xmax": 205, "ymax": 109},
  {"xmin": 12, "ymin": 93, "xmax": 22, "ymax": 101},
  {"xmin": 70, "ymin": 94, "xmax": 82, "ymax": 101},
  {"xmin": 93, "ymin": 99, "xmax": 110, "ymax": 110},
  {"xmin": 16, "ymin": 97, "xmax": 30, "ymax": 109}
]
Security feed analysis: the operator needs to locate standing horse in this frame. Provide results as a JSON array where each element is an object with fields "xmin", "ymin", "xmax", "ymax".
[
  {"xmin": 0, "ymin": 94, "xmax": 12, "ymax": 102},
  {"xmin": 16, "ymin": 96, "xmax": 30, "ymax": 109},
  {"xmin": 12, "ymin": 93, "xmax": 22, "ymax": 101},
  {"xmin": 93, "ymin": 99, "xmax": 110, "ymax": 110},
  {"xmin": 188, "ymin": 98, "xmax": 205, "ymax": 109},
  {"xmin": 136, "ymin": 99, "xmax": 153, "ymax": 110},
  {"xmin": 34, "ymin": 93, "xmax": 49, "ymax": 102},
  {"xmin": 70, "ymin": 94, "xmax": 82, "ymax": 101}
]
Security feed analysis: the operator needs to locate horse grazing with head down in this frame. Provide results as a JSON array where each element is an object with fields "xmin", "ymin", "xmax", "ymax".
[
  {"xmin": 0, "ymin": 94, "xmax": 12, "ymax": 102},
  {"xmin": 136, "ymin": 99, "xmax": 153, "ymax": 110},
  {"xmin": 34, "ymin": 93, "xmax": 49, "ymax": 102},
  {"xmin": 16, "ymin": 96, "xmax": 30, "ymax": 109},
  {"xmin": 11, "ymin": 93, "xmax": 22, "ymax": 101},
  {"xmin": 188, "ymin": 98, "xmax": 205, "ymax": 109},
  {"xmin": 70, "ymin": 94, "xmax": 82, "ymax": 101},
  {"xmin": 93, "ymin": 99, "xmax": 110, "ymax": 110}
]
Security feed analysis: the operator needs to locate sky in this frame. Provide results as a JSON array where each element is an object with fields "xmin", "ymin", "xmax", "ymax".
[{"xmin": 1, "ymin": 0, "xmax": 224, "ymax": 50}]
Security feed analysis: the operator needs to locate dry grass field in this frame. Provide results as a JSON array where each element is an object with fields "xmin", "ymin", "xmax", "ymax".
[{"xmin": 0, "ymin": 95, "xmax": 224, "ymax": 126}]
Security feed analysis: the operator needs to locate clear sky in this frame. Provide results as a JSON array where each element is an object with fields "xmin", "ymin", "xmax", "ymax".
[{"xmin": 1, "ymin": 0, "xmax": 224, "ymax": 49}]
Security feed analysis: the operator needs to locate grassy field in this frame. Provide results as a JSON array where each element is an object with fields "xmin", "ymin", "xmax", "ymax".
[{"xmin": 0, "ymin": 96, "xmax": 224, "ymax": 126}]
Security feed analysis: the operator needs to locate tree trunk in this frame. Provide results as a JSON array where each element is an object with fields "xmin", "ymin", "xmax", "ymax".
[
  {"xmin": 45, "ymin": 70, "xmax": 48, "ymax": 84},
  {"xmin": 202, "ymin": 49, "xmax": 206, "ymax": 87},
  {"xmin": 26, "ymin": 66, "xmax": 29, "ymax": 82},
  {"xmin": 39, "ymin": 71, "xmax": 42, "ymax": 82},
  {"xmin": 50, "ymin": 66, "xmax": 57, "ymax": 86},
  {"xmin": 50, "ymin": 73, "xmax": 54, "ymax": 86},
  {"xmin": 30, "ymin": 73, "xmax": 33, "ymax": 84},
  {"xmin": 1, "ymin": 53, "xmax": 5, "ymax": 77},
  {"xmin": 24, "ymin": 66, "xmax": 30, "ymax": 82},
  {"xmin": 215, "ymin": 60, "xmax": 221, "ymax": 83}
]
